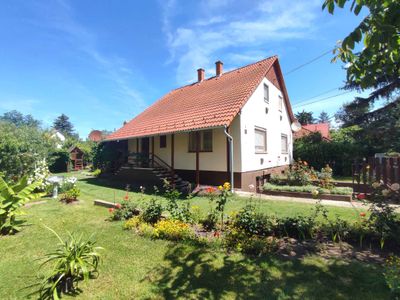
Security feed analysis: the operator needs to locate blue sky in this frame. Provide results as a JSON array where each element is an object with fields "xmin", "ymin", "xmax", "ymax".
[{"xmin": 0, "ymin": 0, "xmax": 369, "ymax": 137}]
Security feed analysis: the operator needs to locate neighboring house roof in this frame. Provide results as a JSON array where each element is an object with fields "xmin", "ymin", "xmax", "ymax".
[
  {"xmin": 294, "ymin": 123, "xmax": 331, "ymax": 141},
  {"xmin": 106, "ymin": 56, "xmax": 296, "ymax": 141},
  {"xmin": 88, "ymin": 130, "xmax": 104, "ymax": 142}
]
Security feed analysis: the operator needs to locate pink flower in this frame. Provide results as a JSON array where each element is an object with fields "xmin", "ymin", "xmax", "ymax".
[
  {"xmin": 108, "ymin": 208, "xmax": 114, "ymax": 213},
  {"xmin": 357, "ymin": 193, "xmax": 366, "ymax": 200},
  {"xmin": 115, "ymin": 203, "xmax": 122, "ymax": 209}
]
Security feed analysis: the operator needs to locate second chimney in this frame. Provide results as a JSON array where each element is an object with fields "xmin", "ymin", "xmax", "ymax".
[
  {"xmin": 197, "ymin": 68, "xmax": 205, "ymax": 82},
  {"xmin": 215, "ymin": 61, "xmax": 223, "ymax": 76}
]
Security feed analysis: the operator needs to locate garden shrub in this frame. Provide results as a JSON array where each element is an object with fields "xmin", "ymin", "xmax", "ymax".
[
  {"xmin": 60, "ymin": 177, "xmax": 78, "ymax": 193},
  {"xmin": 60, "ymin": 187, "xmax": 80, "ymax": 203},
  {"xmin": 141, "ymin": 199, "xmax": 163, "ymax": 224},
  {"xmin": 109, "ymin": 202, "xmax": 139, "ymax": 221},
  {"xmin": 153, "ymin": 219, "xmax": 193, "ymax": 241},
  {"xmin": 233, "ymin": 205, "xmax": 275, "ymax": 237},
  {"xmin": 383, "ymin": 255, "xmax": 400, "ymax": 297},
  {"xmin": 318, "ymin": 164, "xmax": 334, "ymax": 189},
  {"xmin": 28, "ymin": 158, "xmax": 51, "ymax": 192},
  {"xmin": 48, "ymin": 150, "xmax": 69, "ymax": 173},
  {"xmin": 277, "ymin": 215, "xmax": 317, "ymax": 240},
  {"xmin": 263, "ymin": 183, "xmax": 352, "ymax": 195},
  {"xmin": 91, "ymin": 169, "xmax": 101, "ymax": 177},
  {"xmin": 286, "ymin": 159, "xmax": 317, "ymax": 186},
  {"xmin": 36, "ymin": 227, "xmax": 102, "ymax": 299},
  {"xmin": 200, "ymin": 211, "xmax": 218, "ymax": 232},
  {"xmin": 241, "ymin": 236, "xmax": 279, "ymax": 256},
  {"xmin": 123, "ymin": 216, "xmax": 142, "ymax": 230}
]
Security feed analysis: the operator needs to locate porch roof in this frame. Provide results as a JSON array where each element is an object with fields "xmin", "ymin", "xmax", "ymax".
[{"xmin": 105, "ymin": 56, "xmax": 295, "ymax": 141}]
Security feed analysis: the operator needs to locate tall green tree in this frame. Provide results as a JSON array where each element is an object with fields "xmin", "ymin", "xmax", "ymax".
[
  {"xmin": 0, "ymin": 110, "xmax": 40, "ymax": 127},
  {"xmin": 53, "ymin": 114, "xmax": 74, "ymax": 137},
  {"xmin": 295, "ymin": 110, "xmax": 315, "ymax": 125},
  {"xmin": 318, "ymin": 111, "xmax": 330, "ymax": 123}
]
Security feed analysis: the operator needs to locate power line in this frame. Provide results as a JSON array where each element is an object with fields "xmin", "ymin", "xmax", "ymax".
[
  {"xmin": 294, "ymin": 87, "xmax": 341, "ymax": 104},
  {"xmin": 284, "ymin": 48, "xmax": 334, "ymax": 76},
  {"xmin": 293, "ymin": 90, "xmax": 353, "ymax": 108}
]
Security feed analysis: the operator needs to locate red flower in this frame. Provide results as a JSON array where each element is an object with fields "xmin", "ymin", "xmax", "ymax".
[
  {"xmin": 360, "ymin": 212, "xmax": 366, "ymax": 217},
  {"xmin": 357, "ymin": 193, "xmax": 366, "ymax": 200},
  {"xmin": 206, "ymin": 187, "xmax": 216, "ymax": 194},
  {"xmin": 213, "ymin": 231, "xmax": 220, "ymax": 238},
  {"xmin": 108, "ymin": 208, "xmax": 115, "ymax": 213},
  {"xmin": 124, "ymin": 195, "xmax": 129, "ymax": 201},
  {"xmin": 115, "ymin": 203, "xmax": 121, "ymax": 209}
]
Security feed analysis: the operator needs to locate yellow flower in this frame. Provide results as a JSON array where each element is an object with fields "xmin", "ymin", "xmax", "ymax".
[
  {"xmin": 218, "ymin": 185, "xmax": 223, "ymax": 191},
  {"xmin": 223, "ymin": 182, "xmax": 231, "ymax": 190}
]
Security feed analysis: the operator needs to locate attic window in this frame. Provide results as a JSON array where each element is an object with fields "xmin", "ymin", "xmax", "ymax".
[
  {"xmin": 264, "ymin": 83, "xmax": 269, "ymax": 104},
  {"xmin": 160, "ymin": 135, "xmax": 166, "ymax": 148}
]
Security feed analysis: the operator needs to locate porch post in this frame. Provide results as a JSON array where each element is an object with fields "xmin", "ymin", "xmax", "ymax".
[
  {"xmin": 226, "ymin": 126, "xmax": 230, "ymax": 181},
  {"xmin": 151, "ymin": 136, "xmax": 155, "ymax": 167},
  {"xmin": 136, "ymin": 138, "xmax": 139, "ymax": 153},
  {"xmin": 196, "ymin": 131, "xmax": 200, "ymax": 187},
  {"xmin": 171, "ymin": 134, "xmax": 175, "ymax": 186}
]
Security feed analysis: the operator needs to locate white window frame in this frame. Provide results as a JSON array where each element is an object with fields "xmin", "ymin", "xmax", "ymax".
[
  {"xmin": 255, "ymin": 127, "xmax": 267, "ymax": 153},
  {"xmin": 263, "ymin": 83, "xmax": 269, "ymax": 104},
  {"xmin": 278, "ymin": 95, "xmax": 283, "ymax": 112},
  {"xmin": 281, "ymin": 133, "xmax": 288, "ymax": 154}
]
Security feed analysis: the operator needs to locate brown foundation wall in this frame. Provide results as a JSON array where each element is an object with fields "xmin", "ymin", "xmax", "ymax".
[{"xmin": 241, "ymin": 165, "xmax": 288, "ymax": 191}]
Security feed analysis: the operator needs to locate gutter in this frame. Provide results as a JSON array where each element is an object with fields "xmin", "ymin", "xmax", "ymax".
[{"xmin": 224, "ymin": 126, "xmax": 234, "ymax": 192}]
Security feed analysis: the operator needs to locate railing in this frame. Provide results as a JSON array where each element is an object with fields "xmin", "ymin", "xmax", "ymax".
[
  {"xmin": 128, "ymin": 152, "xmax": 173, "ymax": 172},
  {"xmin": 352, "ymin": 157, "xmax": 400, "ymax": 193}
]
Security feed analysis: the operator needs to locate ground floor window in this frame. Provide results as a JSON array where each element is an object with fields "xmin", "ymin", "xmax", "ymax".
[
  {"xmin": 160, "ymin": 135, "xmax": 166, "ymax": 148},
  {"xmin": 255, "ymin": 127, "xmax": 267, "ymax": 153},
  {"xmin": 188, "ymin": 130, "xmax": 213, "ymax": 152}
]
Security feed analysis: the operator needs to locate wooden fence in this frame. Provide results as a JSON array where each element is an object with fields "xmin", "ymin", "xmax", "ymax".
[{"xmin": 352, "ymin": 157, "xmax": 400, "ymax": 193}]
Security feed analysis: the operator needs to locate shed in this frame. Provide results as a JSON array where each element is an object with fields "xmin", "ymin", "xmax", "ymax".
[{"xmin": 68, "ymin": 146, "xmax": 84, "ymax": 171}]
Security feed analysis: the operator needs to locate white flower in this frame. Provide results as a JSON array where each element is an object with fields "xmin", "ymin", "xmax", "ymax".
[
  {"xmin": 372, "ymin": 182, "xmax": 380, "ymax": 189},
  {"xmin": 312, "ymin": 189, "xmax": 319, "ymax": 197},
  {"xmin": 382, "ymin": 189, "xmax": 390, "ymax": 197},
  {"xmin": 390, "ymin": 183, "xmax": 400, "ymax": 192},
  {"xmin": 248, "ymin": 184, "xmax": 255, "ymax": 190}
]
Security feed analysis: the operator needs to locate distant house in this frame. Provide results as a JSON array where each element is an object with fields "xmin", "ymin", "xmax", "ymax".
[
  {"xmin": 294, "ymin": 123, "xmax": 331, "ymax": 141},
  {"xmin": 105, "ymin": 56, "xmax": 299, "ymax": 191},
  {"xmin": 50, "ymin": 130, "xmax": 66, "ymax": 149}
]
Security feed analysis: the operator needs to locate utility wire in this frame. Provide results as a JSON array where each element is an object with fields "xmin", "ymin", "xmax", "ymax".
[
  {"xmin": 284, "ymin": 48, "xmax": 334, "ymax": 76},
  {"xmin": 294, "ymin": 87, "xmax": 341, "ymax": 104},
  {"xmin": 293, "ymin": 90, "xmax": 353, "ymax": 108}
]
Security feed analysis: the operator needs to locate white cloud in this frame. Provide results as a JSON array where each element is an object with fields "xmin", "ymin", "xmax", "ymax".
[{"xmin": 161, "ymin": 0, "xmax": 321, "ymax": 83}]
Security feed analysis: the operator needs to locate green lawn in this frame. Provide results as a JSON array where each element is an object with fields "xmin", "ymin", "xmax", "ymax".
[{"xmin": 0, "ymin": 173, "xmax": 390, "ymax": 299}]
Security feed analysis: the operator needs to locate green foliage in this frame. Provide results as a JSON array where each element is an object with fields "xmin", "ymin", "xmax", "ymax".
[
  {"xmin": 60, "ymin": 187, "xmax": 80, "ymax": 203},
  {"xmin": 53, "ymin": 114, "xmax": 75, "ymax": 137},
  {"xmin": 91, "ymin": 169, "xmax": 101, "ymax": 177},
  {"xmin": 0, "ymin": 176, "xmax": 45, "ymax": 234},
  {"xmin": 383, "ymin": 255, "xmax": 400, "ymax": 297},
  {"xmin": 318, "ymin": 164, "xmax": 334, "ymax": 189},
  {"xmin": 49, "ymin": 150, "xmax": 69, "ymax": 173},
  {"xmin": 318, "ymin": 111, "xmax": 330, "ymax": 124},
  {"xmin": 36, "ymin": 227, "xmax": 102, "ymax": 299},
  {"xmin": 323, "ymin": 0, "xmax": 399, "ymax": 92},
  {"xmin": 277, "ymin": 215, "xmax": 317, "ymax": 240},
  {"xmin": 233, "ymin": 205, "xmax": 275, "ymax": 237},
  {"xmin": 200, "ymin": 211, "xmax": 218, "ymax": 232},
  {"xmin": 163, "ymin": 179, "xmax": 193, "ymax": 222},
  {"xmin": 92, "ymin": 141, "xmax": 126, "ymax": 172},
  {"xmin": 263, "ymin": 183, "xmax": 353, "ymax": 195},
  {"xmin": 0, "ymin": 110, "xmax": 40, "ymax": 127},
  {"xmin": 213, "ymin": 182, "xmax": 232, "ymax": 229},
  {"xmin": 286, "ymin": 159, "xmax": 318, "ymax": 186},
  {"xmin": 110, "ymin": 201, "xmax": 139, "ymax": 221},
  {"xmin": 141, "ymin": 199, "xmax": 163, "ymax": 224},
  {"xmin": 153, "ymin": 219, "xmax": 193, "ymax": 241},
  {"xmin": 294, "ymin": 128, "xmax": 363, "ymax": 176},
  {"xmin": 0, "ymin": 121, "xmax": 56, "ymax": 180},
  {"xmin": 295, "ymin": 110, "xmax": 315, "ymax": 125}
]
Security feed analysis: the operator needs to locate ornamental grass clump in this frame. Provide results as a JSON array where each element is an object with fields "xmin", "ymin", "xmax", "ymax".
[{"xmin": 35, "ymin": 227, "xmax": 103, "ymax": 300}]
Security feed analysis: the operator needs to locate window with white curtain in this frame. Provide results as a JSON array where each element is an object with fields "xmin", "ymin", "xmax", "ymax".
[{"xmin": 255, "ymin": 127, "xmax": 267, "ymax": 153}]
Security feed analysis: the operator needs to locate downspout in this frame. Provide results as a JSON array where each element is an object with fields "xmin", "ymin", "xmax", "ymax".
[{"xmin": 224, "ymin": 126, "xmax": 234, "ymax": 192}]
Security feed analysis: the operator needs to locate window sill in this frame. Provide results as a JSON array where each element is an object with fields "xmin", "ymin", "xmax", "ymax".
[
  {"xmin": 255, "ymin": 151, "xmax": 268, "ymax": 154},
  {"xmin": 188, "ymin": 150, "xmax": 213, "ymax": 153}
]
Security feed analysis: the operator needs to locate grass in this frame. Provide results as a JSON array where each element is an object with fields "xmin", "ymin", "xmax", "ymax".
[{"xmin": 0, "ymin": 172, "xmax": 390, "ymax": 299}]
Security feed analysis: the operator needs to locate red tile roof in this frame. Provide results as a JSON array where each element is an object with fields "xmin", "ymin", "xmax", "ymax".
[
  {"xmin": 106, "ymin": 56, "xmax": 295, "ymax": 140},
  {"xmin": 294, "ymin": 123, "xmax": 331, "ymax": 141}
]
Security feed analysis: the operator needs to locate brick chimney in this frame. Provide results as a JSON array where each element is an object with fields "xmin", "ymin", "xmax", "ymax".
[
  {"xmin": 197, "ymin": 68, "xmax": 205, "ymax": 82},
  {"xmin": 215, "ymin": 61, "xmax": 223, "ymax": 76}
]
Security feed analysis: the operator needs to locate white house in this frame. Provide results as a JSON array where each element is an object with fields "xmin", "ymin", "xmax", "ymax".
[{"xmin": 105, "ymin": 56, "xmax": 299, "ymax": 191}]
